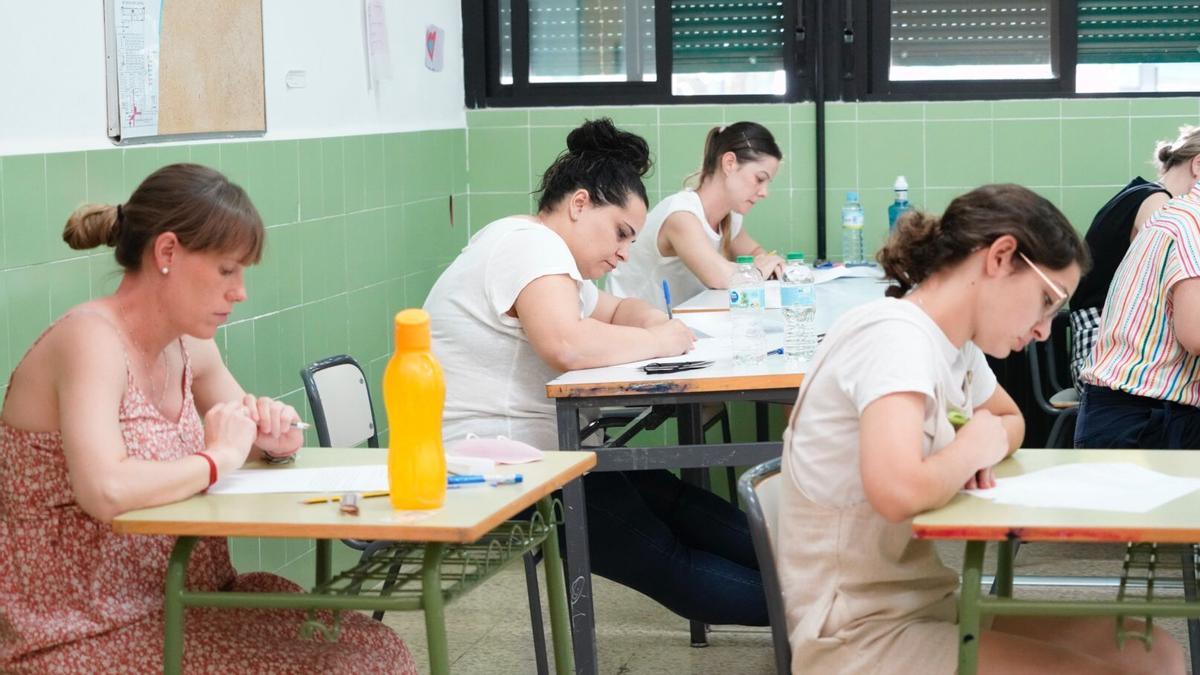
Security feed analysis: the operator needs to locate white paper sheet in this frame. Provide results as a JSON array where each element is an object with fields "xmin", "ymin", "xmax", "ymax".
[
  {"xmin": 208, "ymin": 465, "xmax": 389, "ymax": 495},
  {"xmin": 963, "ymin": 462, "xmax": 1200, "ymax": 513},
  {"xmin": 813, "ymin": 265, "xmax": 885, "ymax": 284}
]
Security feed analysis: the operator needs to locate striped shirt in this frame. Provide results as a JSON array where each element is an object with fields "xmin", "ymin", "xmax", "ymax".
[{"xmin": 1081, "ymin": 181, "xmax": 1200, "ymax": 404}]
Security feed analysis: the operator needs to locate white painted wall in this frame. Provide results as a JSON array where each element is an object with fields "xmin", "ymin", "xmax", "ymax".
[{"xmin": 0, "ymin": 0, "xmax": 465, "ymax": 156}]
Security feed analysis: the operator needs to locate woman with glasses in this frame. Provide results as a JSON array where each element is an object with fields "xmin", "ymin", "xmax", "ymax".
[
  {"xmin": 606, "ymin": 121, "xmax": 785, "ymax": 307},
  {"xmin": 776, "ymin": 185, "xmax": 1183, "ymax": 674},
  {"xmin": 1076, "ymin": 129, "xmax": 1200, "ymax": 450},
  {"xmin": 1068, "ymin": 125, "xmax": 1200, "ymax": 388}
]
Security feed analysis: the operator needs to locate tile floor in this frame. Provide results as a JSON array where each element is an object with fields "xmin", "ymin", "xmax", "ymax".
[{"xmin": 382, "ymin": 541, "xmax": 1195, "ymax": 673}]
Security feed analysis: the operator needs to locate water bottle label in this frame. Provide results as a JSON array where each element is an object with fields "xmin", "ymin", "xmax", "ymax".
[
  {"xmin": 780, "ymin": 286, "xmax": 815, "ymax": 307},
  {"xmin": 730, "ymin": 287, "xmax": 765, "ymax": 309}
]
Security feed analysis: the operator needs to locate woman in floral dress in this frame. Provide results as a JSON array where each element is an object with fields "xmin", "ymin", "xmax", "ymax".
[{"xmin": 0, "ymin": 164, "xmax": 414, "ymax": 673}]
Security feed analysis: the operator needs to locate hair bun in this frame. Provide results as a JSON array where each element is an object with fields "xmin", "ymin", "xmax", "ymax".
[
  {"xmin": 1156, "ymin": 142, "xmax": 1175, "ymax": 165},
  {"xmin": 565, "ymin": 118, "xmax": 651, "ymax": 177},
  {"xmin": 62, "ymin": 203, "xmax": 120, "ymax": 250}
]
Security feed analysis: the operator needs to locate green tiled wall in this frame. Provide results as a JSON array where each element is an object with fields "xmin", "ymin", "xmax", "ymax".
[
  {"xmin": 466, "ymin": 97, "xmax": 1200, "ymax": 262},
  {"xmin": 0, "ymin": 129, "xmax": 468, "ymax": 581}
]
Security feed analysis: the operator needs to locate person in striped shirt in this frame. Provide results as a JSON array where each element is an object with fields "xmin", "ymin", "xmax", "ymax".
[{"xmin": 1076, "ymin": 129, "xmax": 1200, "ymax": 449}]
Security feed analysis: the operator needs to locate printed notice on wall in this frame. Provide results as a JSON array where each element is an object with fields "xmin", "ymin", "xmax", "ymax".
[
  {"xmin": 115, "ymin": 0, "xmax": 161, "ymax": 139},
  {"xmin": 365, "ymin": 0, "xmax": 392, "ymax": 84}
]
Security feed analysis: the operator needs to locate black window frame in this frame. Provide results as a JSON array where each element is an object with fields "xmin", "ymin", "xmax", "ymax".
[
  {"xmin": 463, "ymin": 0, "xmax": 817, "ymax": 107},
  {"xmin": 463, "ymin": 0, "xmax": 1200, "ymax": 108}
]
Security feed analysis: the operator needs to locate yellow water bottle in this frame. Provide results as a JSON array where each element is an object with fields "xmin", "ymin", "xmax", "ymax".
[{"xmin": 383, "ymin": 309, "xmax": 446, "ymax": 510}]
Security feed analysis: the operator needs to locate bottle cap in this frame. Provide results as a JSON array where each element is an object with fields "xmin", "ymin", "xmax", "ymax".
[
  {"xmin": 846, "ymin": 191, "xmax": 859, "ymax": 202},
  {"xmin": 786, "ymin": 251, "xmax": 804, "ymax": 260},
  {"xmin": 736, "ymin": 255, "xmax": 754, "ymax": 264},
  {"xmin": 394, "ymin": 308, "xmax": 431, "ymax": 351},
  {"xmin": 894, "ymin": 175, "xmax": 908, "ymax": 191}
]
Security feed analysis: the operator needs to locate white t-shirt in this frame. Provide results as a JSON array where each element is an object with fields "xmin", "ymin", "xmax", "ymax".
[
  {"xmin": 424, "ymin": 217, "xmax": 599, "ymax": 452},
  {"xmin": 786, "ymin": 297, "xmax": 998, "ymax": 507},
  {"xmin": 606, "ymin": 189, "xmax": 743, "ymax": 307}
]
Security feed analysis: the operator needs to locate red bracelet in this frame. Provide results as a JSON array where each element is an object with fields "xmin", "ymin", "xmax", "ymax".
[{"xmin": 196, "ymin": 452, "xmax": 218, "ymax": 490}]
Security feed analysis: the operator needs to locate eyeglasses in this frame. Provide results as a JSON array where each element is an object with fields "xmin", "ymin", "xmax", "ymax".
[{"xmin": 1017, "ymin": 251, "xmax": 1070, "ymax": 320}]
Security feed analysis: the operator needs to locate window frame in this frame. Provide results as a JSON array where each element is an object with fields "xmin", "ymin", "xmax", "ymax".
[
  {"xmin": 463, "ymin": 0, "xmax": 815, "ymax": 107},
  {"xmin": 462, "ymin": 0, "xmax": 1200, "ymax": 108}
]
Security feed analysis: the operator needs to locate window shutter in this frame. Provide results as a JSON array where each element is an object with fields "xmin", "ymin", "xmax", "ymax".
[
  {"xmin": 1078, "ymin": 1, "xmax": 1200, "ymax": 64},
  {"xmin": 671, "ymin": 1, "xmax": 787, "ymax": 74},
  {"xmin": 889, "ymin": 1, "xmax": 1054, "ymax": 67}
]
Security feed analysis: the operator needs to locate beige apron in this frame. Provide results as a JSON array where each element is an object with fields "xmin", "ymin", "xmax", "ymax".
[{"xmin": 778, "ymin": 307, "xmax": 975, "ymax": 675}]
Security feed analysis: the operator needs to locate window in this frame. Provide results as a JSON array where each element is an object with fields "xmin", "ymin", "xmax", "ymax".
[
  {"xmin": 671, "ymin": 1, "xmax": 788, "ymax": 95},
  {"xmin": 1076, "ymin": 0, "xmax": 1200, "ymax": 93},
  {"xmin": 887, "ymin": 1, "xmax": 1056, "ymax": 82},
  {"xmin": 462, "ymin": 0, "xmax": 1198, "ymax": 108},
  {"xmin": 465, "ymin": 0, "xmax": 807, "ymax": 106}
]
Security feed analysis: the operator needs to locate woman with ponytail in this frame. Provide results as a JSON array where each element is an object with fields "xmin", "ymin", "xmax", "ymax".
[
  {"xmin": 0, "ymin": 164, "xmax": 413, "ymax": 672},
  {"xmin": 425, "ymin": 119, "xmax": 769, "ymax": 627},
  {"xmin": 1069, "ymin": 125, "xmax": 1200, "ymax": 387},
  {"xmin": 776, "ymin": 184, "xmax": 1182, "ymax": 673},
  {"xmin": 607, "ymin": 121, "xmax": 784, "ymax": 307},
  {"xmin": 1076, "ymin": 126, "xmax": 1200, "ymax": 450}
]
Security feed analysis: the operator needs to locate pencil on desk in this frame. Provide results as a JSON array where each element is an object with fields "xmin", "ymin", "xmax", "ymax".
[{"xmin": 301, "ymin": 490, "xmax": 389, "ymax": 505}]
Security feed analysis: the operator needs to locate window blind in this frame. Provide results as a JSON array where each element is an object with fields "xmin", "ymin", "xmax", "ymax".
[
  {"xmin": 671, "ymin": 0, "xmax": 786, "ymax": 73},
  {"xmin": 1078, "ymin": 1, "xmax": 1200, "ymax": 63}
]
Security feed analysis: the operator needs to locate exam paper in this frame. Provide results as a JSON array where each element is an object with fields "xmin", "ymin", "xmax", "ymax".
[
  {"xmin": 208, "ymin": 465, "xmax": 389, "ymax": 495},
  {"xmin": 963, "ymin": 462, "xmax": 1200, "ymax": 513}
]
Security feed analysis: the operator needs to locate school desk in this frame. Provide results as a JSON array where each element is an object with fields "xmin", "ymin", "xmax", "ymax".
[
  {"xmin": 112, "ymin": 448, "xmax": 596, "ymax": 675},
  {"xmin": 913, "ymin": 448, "xmax": 1200, "ymax": 675},
  {"xmin": 546, "ymin": 276, "xmax": 886, "ymax": 673}
]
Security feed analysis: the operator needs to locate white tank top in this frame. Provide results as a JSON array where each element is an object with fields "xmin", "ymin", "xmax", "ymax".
[{"xmin": 606, "ymin": 189, "xmax": 742, "ymax": 308}]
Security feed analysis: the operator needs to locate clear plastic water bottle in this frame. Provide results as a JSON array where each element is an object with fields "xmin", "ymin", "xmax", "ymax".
[
  {"xmin": 728, "ymin": 255, "xmax": 766, "ymax": 366},
  {"xmin": 842, "ymin": 191, "xmax": 865, "ymax": 264},
  {"xmin": 781, "ymin": 252, "xmax": 817, "ymax": 360},
  {"xmin": 888, "ymin": 176, "xmax": 912, "ymax": 232}
]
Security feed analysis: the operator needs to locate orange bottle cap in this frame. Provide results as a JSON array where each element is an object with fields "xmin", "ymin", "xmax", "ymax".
[{"xmin": 394, "ymin": 308, "xmax": 431, "ymax": 350}]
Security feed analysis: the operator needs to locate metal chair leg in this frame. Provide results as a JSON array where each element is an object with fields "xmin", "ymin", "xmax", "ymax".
[
  {"xmin": 523, "ymin": 551, "xmax": 550, "ymax": 675},
  {"xmin": 1182, "ymin": 547, "xmax": 1200, "ymax": 675}
]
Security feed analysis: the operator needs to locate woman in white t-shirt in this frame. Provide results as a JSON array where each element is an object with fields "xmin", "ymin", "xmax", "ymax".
[
  {"xmin": 424, "ymin": 119, "xmax": 770, "ymax": 626},
  {"xmin": 607, "ymin": 121, "xmax": 785, "ymax": 307},
  {"xmin": 776, "ymin": 184, "xmax": 1184, "ymax": 674}
]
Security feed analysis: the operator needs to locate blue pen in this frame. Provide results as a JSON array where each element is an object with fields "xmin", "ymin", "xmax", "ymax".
[
  {"xmin": 661, "ymin": 279, "xmax": 673, "ymax": 320},
  {"xmin": 447, "ymin": 473, "xmax": 524, "ymax": 486},
  {"xmin": 765, "ymin": 347, "xmax": 783, "ymax": 357},
  {"xmin": 814, "ymin": 261, "xmax": 834, "ymax": 269}
]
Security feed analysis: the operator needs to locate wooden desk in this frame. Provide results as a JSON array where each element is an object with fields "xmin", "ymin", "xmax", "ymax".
[
  {"xmin": 913, "ymin": 448, "xmax": 1200, "ymax": 674},
  {"xmin": 113, "ymin": 448, "xmax": 596, "ymax": 675},
  {"xmin": 547, "ymin": 277, "xmax": 886, "ymax": 672}
]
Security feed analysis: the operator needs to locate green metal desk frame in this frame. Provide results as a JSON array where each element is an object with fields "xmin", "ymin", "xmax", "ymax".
[
  {"xmin": 957, "ymin": 539, "xmax": 1198, "ymax": 674},
  {"xmin": 160, "ymin": 497, "xmax": 572, "ymax": 675}
]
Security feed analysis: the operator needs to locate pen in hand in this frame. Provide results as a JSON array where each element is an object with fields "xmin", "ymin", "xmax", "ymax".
[{"xmin": 661, "ymin": 279, "xmax": 674, "ymax": 320}]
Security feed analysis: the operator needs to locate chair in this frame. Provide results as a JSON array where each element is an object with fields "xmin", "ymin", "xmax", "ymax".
[
  {"xmin": 301, "ymin": 355, "xmax": 552, "ymax": 674},
  {"xmin": 737, "ymin": 457, "xmax": 790, "ymax": 675},
  {"xmin": 1026, "ymin": 339, "xmax": 1079, "ymax": 448}
]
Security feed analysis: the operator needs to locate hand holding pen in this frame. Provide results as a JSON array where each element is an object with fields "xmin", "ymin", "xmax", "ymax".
[{"xmin": 241, "ymin": 394, "xmax": 304, "ymax": 460}]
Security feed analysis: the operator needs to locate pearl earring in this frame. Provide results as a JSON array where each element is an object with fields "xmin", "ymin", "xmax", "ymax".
[{"xmin": 161, "ymin": 267, "xmax": 169, "ymax": 275}]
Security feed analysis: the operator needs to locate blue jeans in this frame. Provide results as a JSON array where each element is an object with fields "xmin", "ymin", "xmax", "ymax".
[
  {"xmin": 582, "ymin": 469, "xmax": 768, "ymax": 626},
  {"xmin": 1075, "ymin": 384, "xmax": 1200, "ymax": 449}
]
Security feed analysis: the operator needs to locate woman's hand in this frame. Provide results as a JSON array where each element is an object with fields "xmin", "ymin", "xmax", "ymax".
[
  {"xmin": 203, "ymin": 401, "xmax": 259, "ymax": 476},
  {"xmin": 956, "ymin": 409, "xmax": 1009, "ymax": 472},
  {"xmin": 242, "ymin": 394, "xmax": 304, "ymax": 458},
  {"xmin": 962, "ymin": 466, "xmax": 996, "ymax": 490},
  {"xmin": 648, "ymin": 319, "xmax": 697, "ymax": 356},
  {"xmin": 753, "ymin": 252, "xmax": 785, "ymax": 280}
]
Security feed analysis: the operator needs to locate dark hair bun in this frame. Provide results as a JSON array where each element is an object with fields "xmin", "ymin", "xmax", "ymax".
[{"xmin": 565, "ymin": 118, "xmax": 651, "ymax": 177}]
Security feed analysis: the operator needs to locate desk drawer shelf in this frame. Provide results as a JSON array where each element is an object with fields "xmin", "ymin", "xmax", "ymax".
[{"xmin": 312, "ymin": 499, "xmax": 564, "ymax": 610}]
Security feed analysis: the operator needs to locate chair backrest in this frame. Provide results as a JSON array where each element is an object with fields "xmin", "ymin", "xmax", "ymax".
[
  {"xmin": 300, "ymin": 355, "xmax": 379, "ymax": 448},
  {"xmin": 737, "ymin": 457, "xmax": 791, "ymax": 675}
]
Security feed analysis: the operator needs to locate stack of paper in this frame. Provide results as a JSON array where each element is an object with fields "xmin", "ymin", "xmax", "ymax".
[
  {"xmin": 964, "ymin": 462, "xmax": 1200, "ymax": 513},
  {"xmin": 209, "ymin": 465, "xmax": 388, "ymax": 495}
]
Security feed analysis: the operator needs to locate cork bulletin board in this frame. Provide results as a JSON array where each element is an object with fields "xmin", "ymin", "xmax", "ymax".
[{"xmin": 105, "ymin": 0, "xmax": 266, "ymax": 143}]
